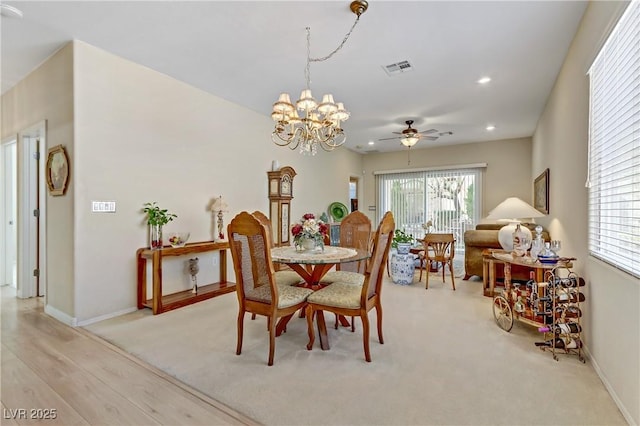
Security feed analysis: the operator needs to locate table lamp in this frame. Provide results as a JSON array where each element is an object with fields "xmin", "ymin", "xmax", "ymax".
[
  {"xmin": 211, "ymin": 196, "xmax": 229, "ymax": 241},
  {"xmin": 486, "ymin": 197, "xmax": 545, "ymax": 251}
]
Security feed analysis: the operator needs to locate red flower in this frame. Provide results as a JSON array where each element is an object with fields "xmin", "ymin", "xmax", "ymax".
[
  {"xmin": 303, "ymin": 213, "xmax": 315, "ymax": 220},
  {"xmin": 291, "ymin": 224, "xmax": 303, "ymax": 236},
  {"xmin": 318, "ymin": 223, "xmax": 328, "ymax": 236}
]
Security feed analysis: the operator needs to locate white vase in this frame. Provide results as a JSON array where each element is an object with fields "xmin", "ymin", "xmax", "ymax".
[
  {"xmin": 390, "ymin": 248, "xmax": 415, "ymax": 285},
  {"xmin": 301, "ymin": 238, "xmax": 316, "ymax": 251}
]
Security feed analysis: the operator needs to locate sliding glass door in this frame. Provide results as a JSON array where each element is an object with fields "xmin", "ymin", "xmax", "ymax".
[{"xmin": 376, "ymin": 167, "xmax": 483, "ymax": 251}]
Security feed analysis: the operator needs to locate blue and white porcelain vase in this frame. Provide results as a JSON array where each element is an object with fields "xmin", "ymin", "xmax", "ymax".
[{"xmin": 390, "ymin": 243, "xmax": 415, "ymax": 285}]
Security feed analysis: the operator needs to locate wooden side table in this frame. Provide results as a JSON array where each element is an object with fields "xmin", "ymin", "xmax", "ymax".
[
  {"xmin": 137, "ymin": 241, "xmax": 236, "ymax": 314},
  {"xmin": 482, "ymin": 249, "xmax": 504, "ymax": 297}
]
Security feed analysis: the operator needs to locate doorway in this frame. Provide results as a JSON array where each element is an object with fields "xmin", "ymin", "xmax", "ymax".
[
  {"xmin": 1, "ymin": 121, "xmax": 47, "ymax": 299},
  {"xmin": 1, "ymin": 139, "xmax": 17, "ymax": 288}
]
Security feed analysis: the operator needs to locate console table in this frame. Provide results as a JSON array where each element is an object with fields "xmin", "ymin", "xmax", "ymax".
[{"xmin": 136, "ymin": 241, "xmax": 236, "ymax": 314}]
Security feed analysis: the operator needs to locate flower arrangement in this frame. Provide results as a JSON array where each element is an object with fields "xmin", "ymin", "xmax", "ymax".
[
  {"xmin": 422, "ymin": 219, "xmax": 434, "ymax": 234},
  {"xmin": 291, "ymin": 213, "xmax": 328, "ymax": 250}
]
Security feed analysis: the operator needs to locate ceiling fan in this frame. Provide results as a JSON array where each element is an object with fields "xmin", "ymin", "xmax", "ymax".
[{"xmin": 379, "ymin": 120, "xmax": 453, "ymax": 147}]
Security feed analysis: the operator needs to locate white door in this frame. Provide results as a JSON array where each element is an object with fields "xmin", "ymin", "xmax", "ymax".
[{"xmin": 1, "ymin": 140, "xmax": 17, "ymax": 288}]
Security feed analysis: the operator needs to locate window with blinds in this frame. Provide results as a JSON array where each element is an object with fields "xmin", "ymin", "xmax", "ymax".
[
  {"xmin": 375, "ymin": 167, "xmax": 483, "ymax": 251},
  {"xmin": 587, "ymin": 0, "xmax": 640, "ymax": 278}
]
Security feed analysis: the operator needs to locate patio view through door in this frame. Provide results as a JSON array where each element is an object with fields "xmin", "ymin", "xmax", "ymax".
[{"xmin": 375, "ymin": 166, "xmax": 484, "ymax": 252}]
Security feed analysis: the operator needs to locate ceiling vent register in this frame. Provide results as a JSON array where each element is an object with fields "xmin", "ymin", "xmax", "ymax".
[{"xmin": 383, "ymin": 60, "xmax": 413, "ymax": 76}]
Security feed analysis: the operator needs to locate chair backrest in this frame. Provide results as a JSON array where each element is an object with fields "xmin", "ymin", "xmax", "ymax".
[
  {"xmin": 338, "ymin": 211, "xmax": 372, "ymax": 273},
  {"xmin": 252, "ymin": 210, "xmax": 274, "ymax": 245},
  {"xmin": 423, "ymin": 233, "xmax": 455, "ymax": 260},
  {"xmin": 362, "ymin": 211, "xmax": 395, "ymax": 301},
  {"xmin": 228, "ymin": 211, "xmax": 277, "ymax": 304}
]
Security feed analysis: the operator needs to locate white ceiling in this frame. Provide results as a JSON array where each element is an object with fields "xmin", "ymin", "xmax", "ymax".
[{"xmin": 1, "ymin": 1, "xmax": 587, "ymax": 153}]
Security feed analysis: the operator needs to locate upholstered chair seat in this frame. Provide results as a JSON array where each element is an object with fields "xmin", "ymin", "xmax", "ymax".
[
  {"xmin": 274, "ymin": 270, "xmax": 303, "ymax": 286},
  {"xmin": 245, "ymin": 283, "xmax": 312, "ymax": 308},
  {"xmin": 322, "ymin": 270, "xmax": 365, "ymax": 286},
  {"xmin": 307, "ymin": 282, "xmax": 362, "ymax": 309}
]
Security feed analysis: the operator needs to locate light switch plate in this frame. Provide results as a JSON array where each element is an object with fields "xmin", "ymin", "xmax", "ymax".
[{"xmin": 92, "ymin": 201, "xmax": 116, "ymax": 213}]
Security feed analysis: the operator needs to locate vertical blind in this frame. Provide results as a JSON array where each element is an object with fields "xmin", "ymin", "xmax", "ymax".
[
  {"xmin": 587, "ymin": 0, "xmax": 640, "ymax": 278},
  {"xmin": 375, "ymin": 167, "xmax": 483, "ymax": 250}
]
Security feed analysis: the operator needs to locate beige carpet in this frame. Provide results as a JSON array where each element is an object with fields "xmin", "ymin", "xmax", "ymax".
[{"xmin": 86, "ymin": 271, "xmax": 625, "ymax": 426}]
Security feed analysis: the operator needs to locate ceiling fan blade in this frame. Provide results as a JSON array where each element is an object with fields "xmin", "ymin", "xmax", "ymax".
[
  {"xmin": 378, "ymin": 136, "xmax": 401, "ymax": 141},
  {"xmin": 419, "ymin": 129, "xmax": 438, "ymax": 135},
  {"xmin": 421, "ymin": 136, "xmax": 438, "ymax": 141}
]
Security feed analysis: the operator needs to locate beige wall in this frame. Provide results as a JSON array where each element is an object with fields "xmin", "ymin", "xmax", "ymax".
[
  {"xmin": 2, "ymin": 40, "xmax": 363, "ymax": 323},
  {"xmin": 533, "ymin": 1, "xmax": 638, "ymax": 423},
  {"xmin": 1, "ymin": 43, "xmax": 75, "ymax": 317},
  {"xmin": 361, "ymin": 137, "xmax": 533, "ymax": 222}
]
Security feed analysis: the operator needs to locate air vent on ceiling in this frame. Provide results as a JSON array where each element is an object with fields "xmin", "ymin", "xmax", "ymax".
[{"xmin": 383, "ymin": 60, "xmax": 413, "ymax": 76}]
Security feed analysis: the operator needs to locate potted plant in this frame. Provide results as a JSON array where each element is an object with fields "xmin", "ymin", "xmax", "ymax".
[
  {"xmin": 392, "ymin": 229, "xmax": 414, "ymax": 254},
  {"xmin": 143, "ymin": 202, "xmax": 177, "ymax": 249},
  {"xmin": 390, "ymin": 229, "xmax": 415, "ymax": 285}
]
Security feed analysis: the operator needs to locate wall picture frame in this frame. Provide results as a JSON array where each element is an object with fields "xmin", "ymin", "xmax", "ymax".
[
  {"xmin": 46, "ymin": 144, "xmax": 69, "ymax": 196},
  {"xmin": 534, "ymin": 168, "xmax": 549, "ymax": 214}
]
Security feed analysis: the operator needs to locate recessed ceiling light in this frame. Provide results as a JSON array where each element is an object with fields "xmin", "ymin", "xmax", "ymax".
[
  {"xmin": 368, "ymin": 141, "xmax": 375, "ymax": 145},
  {"xmin": 477, "ymin": 77, "xmax": 492, "ymax": 84},
  {"xmin": 486, "ymin": 125, "xmax": 496, "ymax": 131},
  {"xmin": 0, "ymin": 4, "xmax": 23, "ymax": 18}
]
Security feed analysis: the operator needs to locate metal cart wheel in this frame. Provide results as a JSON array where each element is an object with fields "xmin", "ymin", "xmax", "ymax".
[{"xmin": 493, "ymin": 295, "xmax": 514, "ymax": 332}]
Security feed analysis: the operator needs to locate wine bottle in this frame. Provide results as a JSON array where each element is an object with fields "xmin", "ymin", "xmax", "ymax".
[
  {"xmin": 555, "ymin": 290, "xmax": 585, "ymax": 303},
  {"xmin": 554, "ymin": 305, "xmax": 582, "ymax": 318},
  {"xmin": 535, "ymin": 337, "xmax": 582, "ymax": 349},
  {"xmin": 551, "ymin": 276, "xmax": 586, "ymax": 288},
  {"xmin": 538, "ymin": 322, "xmax": 582, "ymax": 334}
]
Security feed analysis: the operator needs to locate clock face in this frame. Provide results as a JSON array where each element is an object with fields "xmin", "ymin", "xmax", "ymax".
[{"xmin": 281, "ymin": 176, "xmax": 291, "ymax": 196}]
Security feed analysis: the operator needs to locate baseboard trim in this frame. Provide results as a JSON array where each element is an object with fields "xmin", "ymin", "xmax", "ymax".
[
  {"xmin": 44, "ymin": 304, "xmax": 77, "ymax": 326},
  {"xmin": 584, "ymin": 345, "xmax": 636, "ymax": 425},
  {"xmin": 77, "ymin": 307, "xmax": 138, "ymax": 326}
]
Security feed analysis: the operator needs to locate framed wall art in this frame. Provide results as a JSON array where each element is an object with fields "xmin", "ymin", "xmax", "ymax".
[
  {"xmin": 46, "ymin": 144, "xmax": 69, "ymax": 196},
  {"xmin": 534, "ymin": 168, "xmax": 549, "ymax": 214}
]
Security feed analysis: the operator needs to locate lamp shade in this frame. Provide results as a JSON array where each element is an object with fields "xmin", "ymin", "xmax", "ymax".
[
  {"xmin": 211, "ymin": 196, "xmax": 229, "ymax": 212},
  {"xmin": 486, "ymin": 197, "xmax": 544, "ymax": 251},
  {"xmin": 487, "ymin": 197, "xmax": 544, "ymax": 221},
  {"xmin": 401, "ymin": 136, "xmax": 419, "ymax": 147}
]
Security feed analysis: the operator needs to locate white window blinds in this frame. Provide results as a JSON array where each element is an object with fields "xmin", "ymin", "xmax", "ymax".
[
  {"xmin": 587, "ymin": 0, "xmax": 640, "ymax": 278},
  {"xmin": 375, "ymin": 167, "xmax": 483, "ymax": 250}
]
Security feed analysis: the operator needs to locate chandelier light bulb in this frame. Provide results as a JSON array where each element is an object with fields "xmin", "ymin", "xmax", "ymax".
[{"xmin": 271, "ymin": 1, "xmax": 367, "ymax": 155}]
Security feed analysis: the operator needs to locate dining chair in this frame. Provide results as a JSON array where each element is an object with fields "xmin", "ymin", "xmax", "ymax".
[
  {"xmin": 227, "ymin": 211, "xmax": 313, "ymax": 366},
  {"xmin": 323, "ymin": 210, "xmax": 372, "ymax": 283},
  {"xmin": 251, "ymin": 210, "xmax": 303, "ymax": 287},
  {"xmin": 322, "ymin": 210, "xmax": 372, "ymax": 331},
  {"xmin": 304, "ymin": 211, "xmax": 395, "ymax": 362},
  {"xmin": 419, "ymin": 233, "xmax": 456, "ymax": 290}
]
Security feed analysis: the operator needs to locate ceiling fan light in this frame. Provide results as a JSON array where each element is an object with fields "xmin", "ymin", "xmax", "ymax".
[{"xmin": 402, "ymin": 136, "xmax": 419, "ymax": 147}]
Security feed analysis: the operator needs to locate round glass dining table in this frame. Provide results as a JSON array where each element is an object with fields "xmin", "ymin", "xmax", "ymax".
[
  {"xmin": 270, "ymin": 245, "xmax": 371, "ymax": 350},
  {"xmin": 270, "ymin": 245, "xmax": 370, "ymax": 289}
]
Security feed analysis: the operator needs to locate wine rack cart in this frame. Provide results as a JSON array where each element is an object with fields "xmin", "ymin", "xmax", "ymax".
[{"xmin": 491, "ymin": 251, "xmax": 585, "ymax": 362}]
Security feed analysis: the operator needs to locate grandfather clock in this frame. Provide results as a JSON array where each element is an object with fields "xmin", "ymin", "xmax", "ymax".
[{"xmin": 267, "ymin": 166, "xmax": 296, "ymax": 247}]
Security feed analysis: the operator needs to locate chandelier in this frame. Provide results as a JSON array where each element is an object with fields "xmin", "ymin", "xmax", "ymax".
[{"xmin": 271, "ymin": 1, "xmax": 368, "ymax": 155}]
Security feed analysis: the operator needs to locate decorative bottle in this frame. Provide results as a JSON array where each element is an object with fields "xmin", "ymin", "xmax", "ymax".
[{"xmin": 530, "ymin": 225, "xmax": 544, "ymax": 260}]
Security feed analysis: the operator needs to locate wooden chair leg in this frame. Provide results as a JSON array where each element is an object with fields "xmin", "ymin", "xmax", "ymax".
[
  {"xmin": 362, "ymin": 313, "xmax": 372, "ymax": 362},
  {"xmin": 236, "ymin": 311, "xmax": 245, "ymax": 355},
  {"xmin": 449, "ymin": 261, "xmax": 456, "ymax": 290},
  {"xmin": 306, "ymin": 305, "xmax": 315, "ymax": 350},
  {"xmin": 375, "ymin": 303, "xmax": 384, "ymax": 344},
  {"xmin": 425, "ymin": 263, "xmax": 430, "ymax": 289},
  {"xmin": 267, "ymin": 315, "xmax": 276, "ymax": 366}
]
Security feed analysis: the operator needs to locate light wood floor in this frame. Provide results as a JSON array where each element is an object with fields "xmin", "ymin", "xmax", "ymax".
[{"xmin": 0, "ymin": 287, "xmax": 258, "ymax": 425}]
